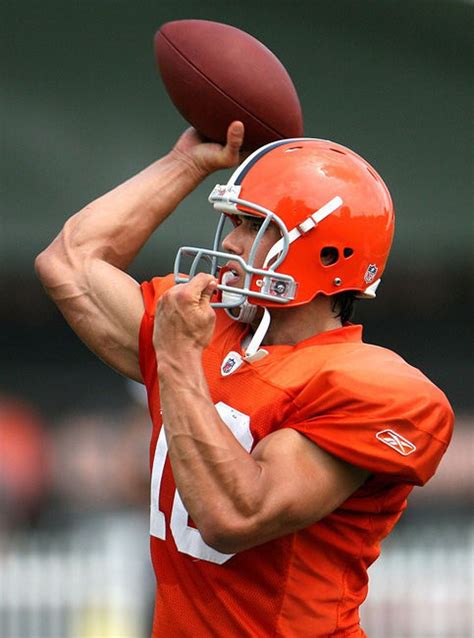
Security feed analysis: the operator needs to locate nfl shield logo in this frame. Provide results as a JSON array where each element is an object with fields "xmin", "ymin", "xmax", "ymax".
[
  {"xmin": 221, "ymin": 351, "xmax": 243, "ymax": 376},
  {"xmin": 364, "ymin": 264, "xmax": 378, "ymax": 284},
  {"xmin": 223, "ymin": 357, "xmax": 236, "ymax": 373}
]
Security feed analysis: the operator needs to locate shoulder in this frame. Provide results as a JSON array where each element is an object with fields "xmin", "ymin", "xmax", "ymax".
[
  {"xmin": 301, "ymin": 340, "xmax": 453, "ymax": 436},
  {"xmin": 289, "ymin": 340, "xmax": 454, "ymax": 485},
  {"xmin": 139, "ymin": 274, "xmax": 179, "ymax": 384}
]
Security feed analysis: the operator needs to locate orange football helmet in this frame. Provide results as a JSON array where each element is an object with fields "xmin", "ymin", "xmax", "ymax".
[{"xmin": 175, "ymin": 138, "xmax": 394, "ymax": 312}]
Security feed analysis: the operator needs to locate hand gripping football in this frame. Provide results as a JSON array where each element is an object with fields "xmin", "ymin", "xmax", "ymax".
[{"xmin": 154, "ymin": 19, "xmax": 304, "ymax": 150}]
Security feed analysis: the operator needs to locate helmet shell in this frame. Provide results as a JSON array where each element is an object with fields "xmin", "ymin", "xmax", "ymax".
[{"xmin": 233, "ymin": 139, "xmax": 394, "ymax": 306}]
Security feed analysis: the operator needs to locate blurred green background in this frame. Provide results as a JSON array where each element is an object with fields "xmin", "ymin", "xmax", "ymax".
[
  {"xmin": 2, "ymin": 0, "xmax": 473, "ymax": 419},
  {"xmin": 1, "ymin": 2, "xmax": 473, "ymax": 637},
  {"xmin": 1, "ymin": 0, "xmax": 473, "ymax": 409}
]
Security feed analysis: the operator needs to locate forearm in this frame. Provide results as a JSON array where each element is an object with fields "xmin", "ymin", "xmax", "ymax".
[
  {"xmin": 158, "ymin": 352, "xmax": 263, "ymax": 545},
  {"xmin": 39, "ymin": 154, "xmax": 205, "ymax": 273},
  {"xmin": 37, "ymin": 122, "xmax": 245, "ymax": 281}
]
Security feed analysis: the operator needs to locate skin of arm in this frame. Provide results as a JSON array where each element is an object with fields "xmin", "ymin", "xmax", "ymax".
[
  {"xmin": 154, "ymin": 274, "xmax": 370, "ymax": 554},
  {"xmin": 35, "ymin": 124, "xmax": 245, "ymax": 381}
]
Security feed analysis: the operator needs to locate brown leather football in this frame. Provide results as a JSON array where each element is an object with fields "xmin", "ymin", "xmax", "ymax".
[{"xmin": 154, "ymin": 19, "xmax": 304, "ymax": 150}]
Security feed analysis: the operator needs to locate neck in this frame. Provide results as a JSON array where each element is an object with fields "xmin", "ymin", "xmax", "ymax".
[{"xmin": 252, "ymin": 296, "xmax": 342, "ymax": 347}]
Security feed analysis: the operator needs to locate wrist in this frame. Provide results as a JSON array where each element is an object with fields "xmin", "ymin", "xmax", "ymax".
[
  {"xmin": 166, "ymin": 148, "xmax": 212, "ymax": 183},
  {"xmin": 156, "ymin": 346, "xmax": 203, "ymax": 378},
  {"xmin": 158, "ymin": 350, "xmax": 210, "ymax": 400}
]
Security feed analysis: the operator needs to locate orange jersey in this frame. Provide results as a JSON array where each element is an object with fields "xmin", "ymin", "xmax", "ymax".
[{"xmin": 139, "ymin": 275, "xmax": 454, "ymax": 638}]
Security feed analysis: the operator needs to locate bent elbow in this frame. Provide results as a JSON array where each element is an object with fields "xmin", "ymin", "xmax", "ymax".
[
  {"xmin": 35, "ymin": 244, "xmax": 53, "ymax": 272},
  {"xmin": 200, "ymin": 531, "xmax": 241, "ymax": 555},
  {"xmin": 35, "ymin": 245, "xmax": 68, "ymax": 290},
  {"xmin": 199, "ymin": 519, "xmax": 252, "ymax": 555},
  {"xmin": 35, "ymin": 247, "xmax": 56, "ymax": 286},
  {"xmin": 35, "ymin": 218, "xmax": 86, "ymax": 290}
]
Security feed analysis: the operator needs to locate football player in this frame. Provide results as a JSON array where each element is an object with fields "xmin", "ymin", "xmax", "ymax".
[{"xmin": 36, "ymin": 122, "xmax": 454, "ymax": 637}]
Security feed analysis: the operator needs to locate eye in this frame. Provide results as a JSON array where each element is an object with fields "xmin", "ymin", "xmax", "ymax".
[
  {"xmin": 243, "ymin": 216, "xmax": 265, "ymax": 232},
  {"xmin": 250, "ymin": 219, "xmax": 264, "ymax": 232},
  {"xmin": 228, "ymin": 214, "xmax": 242, "ymax": 228},
  {"xmin": 231, "ymin": 215, "xmax": 265, "ymax": 232}
]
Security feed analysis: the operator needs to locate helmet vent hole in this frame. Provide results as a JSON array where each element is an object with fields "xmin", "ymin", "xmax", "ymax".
[
  {"xmin": 285, "ymin": 146, "xmax": 303, "ymax": 153},
  {"xmin": 343, "ymin": 247, "xmax": 354, "ymax": 259},
  {"xmin": 320, "ymin": 247, "xmax": 339, "ymax": 266}
]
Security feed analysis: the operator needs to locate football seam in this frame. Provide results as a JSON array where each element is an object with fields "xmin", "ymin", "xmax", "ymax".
[{"xmin": 159, "ymin": 31, "xmax": 290, "ymax": 139}]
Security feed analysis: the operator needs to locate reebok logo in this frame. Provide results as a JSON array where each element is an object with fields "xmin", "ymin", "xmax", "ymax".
[{"xmin": 376, "ymin": 429, "xmax": 416, "ymax": 456}]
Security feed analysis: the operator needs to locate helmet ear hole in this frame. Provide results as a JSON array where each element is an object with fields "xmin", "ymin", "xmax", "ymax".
[
  {"xmin": 320, "ymin": 247, "xmax": 339, "ymax": 266},
  {"xmin": 343, "ymin": 247, "xmax": 354, "ymax": 258}
]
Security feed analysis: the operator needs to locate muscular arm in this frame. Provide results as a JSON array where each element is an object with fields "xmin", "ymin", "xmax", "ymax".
[
  {"xmin": 35, "ymin": 124, "xmax": 245, "ymax": 381},
  {"xmin": 154, "ymin": 275, "xmax": 369, "ymax": 553}
]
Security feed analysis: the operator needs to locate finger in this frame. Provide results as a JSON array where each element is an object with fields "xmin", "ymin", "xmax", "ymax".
[{"xmin": 226, "ymin": 121, "xmax": 245, "ymax": 153}]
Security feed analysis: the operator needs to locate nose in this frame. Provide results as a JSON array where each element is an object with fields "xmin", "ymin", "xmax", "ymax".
[{"xmin": 222, "ymin": 224, "xmax": 244, "ymax": 255}]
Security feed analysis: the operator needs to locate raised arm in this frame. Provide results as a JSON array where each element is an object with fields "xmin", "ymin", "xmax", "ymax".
[{"xmin": 35, "ymin": 123, "xmax": 245, "ymax": 381}]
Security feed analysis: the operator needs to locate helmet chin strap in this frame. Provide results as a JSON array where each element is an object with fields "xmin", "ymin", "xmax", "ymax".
[
  {"xmin": 222, "ymin": 289, "xmax": 271, "ymax": 359},
  {"xmin": 244, "ymin": 307, "xmax": 271, "ymax": 358}
]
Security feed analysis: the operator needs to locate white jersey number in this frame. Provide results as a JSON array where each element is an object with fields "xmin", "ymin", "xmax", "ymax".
[{"xmin": 150, "ymin": 401, "xmax": 253, "ymax": 564}]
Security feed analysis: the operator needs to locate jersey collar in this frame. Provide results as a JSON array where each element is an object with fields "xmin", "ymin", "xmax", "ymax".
[{"xmin": 265, "ymin": 323, "xmax": 363, "ymax": 351}]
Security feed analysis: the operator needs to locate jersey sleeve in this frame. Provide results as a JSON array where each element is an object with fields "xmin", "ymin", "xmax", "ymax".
[
  {"xmin": 138, "ymin": 274, "xmax": 176, "ymax": 386},
  {"xmin": 286, "ymin": 357, "xmax": 454, "ymax": 486}
]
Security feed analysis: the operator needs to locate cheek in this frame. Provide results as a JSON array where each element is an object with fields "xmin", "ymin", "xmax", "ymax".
[{"xmin": 254, "ymin": 231, "xmax": 280, "ymax": 267}]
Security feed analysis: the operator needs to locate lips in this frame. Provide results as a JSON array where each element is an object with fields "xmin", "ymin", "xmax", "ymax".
[{"xmin": 222, "ymin": 264, "xmax": 242, "ymax": 287}]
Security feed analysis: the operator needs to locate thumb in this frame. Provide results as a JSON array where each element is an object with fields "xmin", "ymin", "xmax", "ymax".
[
  {"xmin": 227, "ymin": 121, "xmax": 245, "ymax": 151},
  {"xmin": 220, "ymin": 121, "xmax": 245, "ymax": 165},
  {"xmin": 200, "ymin": 277, "xmax": 218, "ymax": 304}
]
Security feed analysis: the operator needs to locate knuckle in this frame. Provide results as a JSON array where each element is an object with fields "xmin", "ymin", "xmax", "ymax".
[
  {"xmin": 172, "ymin": 285, "xmax": 186, "ymax": 299},
  {"xmin": 159, "ymin": 290, "xmax": 172, "ymax": 305}
]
